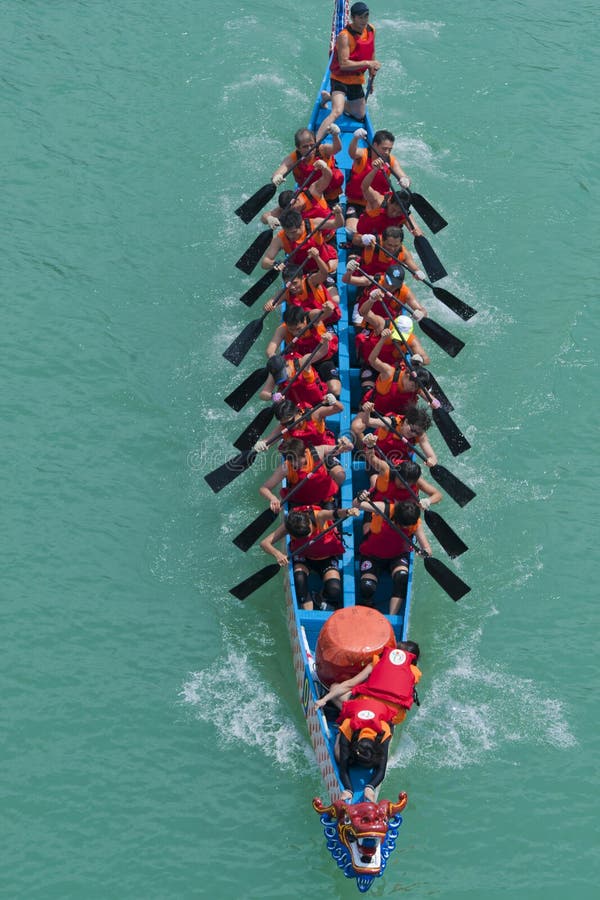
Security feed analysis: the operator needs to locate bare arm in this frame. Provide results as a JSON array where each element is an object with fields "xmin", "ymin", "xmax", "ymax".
[
  {"xmin": 315, "ymin": 662, "xmax": 374, "ymax": 708},
  {"xmin": 265, "ymin": 323, "xmax": 287, "ymax": 359},
  {"xmin": 271, "ymin": 151, "xmax": 297, "ymax": 183},
  {"xmin": 414, "ymin": 520, "xmax": 432, "ymax": 556},
  {"xmin": 261, "ymin": 233, "xmax": 283, "ymax": 269},
  {"xmin": 417, "ymin": 476, "xmax": 443, "ymax": 507},
  {"xmin": 367, "ymin": 329, "xmax": 394, "ymax": 375},
  {"xmin": 259, "ymin": 465, "xmax": 286, "ymax": 512},
  {"xmin": 260, "ymin": 524, "xmax": 288, "ymax": 566}
]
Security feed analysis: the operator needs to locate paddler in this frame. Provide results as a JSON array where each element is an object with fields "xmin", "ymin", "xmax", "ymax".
[
  {"xmin": 261, "ymin": 207, "xmax": 343, "ymax": 276},
  {"xmin": 261, "ymin": 160, "xmax": 334, "ymax": 229},
  {"xmin": 363, "ymin": 328, "xmax": 434, "ymax": 414},
  {"xmin": 265, "ymin": 305, "xmax": 341, "ymax": 397},
  {"xmin": 354, "ymin": 495, "xmax": 432, "ymax": 614},
  {"xmin": 257, "ymin": 436, "xmax": 354, "ymax": 513},
  {"xmin": 258, "ymin": 333, "xmax": 334, "ymax": 407},
  {"xmin": 316, "ymin": 3, "xmax": 381, "ymax": 141},
  {"xmin": 270, "ymin": 126, "xmax": 344, "ymax": 204},
  {"xmin": 351, "ymin": 401, "xmax": 437, "ymax": 466},
  {"xmin": 342, "ymin": 226, "xmax": 424, "ymax": 285},
  {"xmin": 263, "ymin": 252, "xmax": 341, "ymax": 322},
  {"xmin": 352, "ymin": 159, "xmax": 423, "ymax": 246},
  {"xmin": 260, "ymin": 504, "xmax": 359, "ymax": 611},
  {"xmin": 345, "ymin": 129, "xmax": 413, "ymax": 238},
  {"xmin": 258, "ymin": 396, "xmax": 343, "ymax": 449},
  {"xmin": 363, "ymin": 446, "xmax": 442, "ymax": 508}
]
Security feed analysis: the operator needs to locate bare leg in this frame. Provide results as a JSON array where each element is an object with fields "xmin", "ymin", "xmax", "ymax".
[{"xmin": 316, "ymin": 91, "xmax": 347, "ymax": 141}]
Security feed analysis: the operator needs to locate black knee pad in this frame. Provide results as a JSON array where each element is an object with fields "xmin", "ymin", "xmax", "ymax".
[
  {"xmin": 360, "ymin": 576, "xmax": 378, "ymax": 602},
  {"xmin": 293, "ymin": 569, "xmax": 309, "ymax": 606},
  {"xmin": 323, "ymin": 579, "xmax": 341, "ymax": 607},
  {"xmin": 392, "ymin": 569, "xmax": 409, "ymax": 599}
]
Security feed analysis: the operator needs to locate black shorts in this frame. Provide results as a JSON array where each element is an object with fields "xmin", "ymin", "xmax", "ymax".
[
  {"xmin": 315, "ymin": 357, "xmax": 339, "ymax": 383},
  {"xmin": 294, "ymin": 557, "xmax": 341, "ymax": 577},
  {"xmin": 345, "ymin": 202, "xmax": 366, "ymax": 218},
  {"xmin": 359, "ymin": 555, "xmax": 410, "ymax": 576},
  {"xmin": 331, "ymin": 79, "xmax": 365, "ymax": 101}
]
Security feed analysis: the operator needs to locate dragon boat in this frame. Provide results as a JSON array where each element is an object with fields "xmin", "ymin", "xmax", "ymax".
[{"xmin": 207, "ymin": 0, "xmax": 474, "ymax": 891}]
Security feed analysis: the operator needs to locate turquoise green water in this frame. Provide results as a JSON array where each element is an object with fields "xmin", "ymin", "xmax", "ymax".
[{"xmin": 2, "ymin": 1, "xmax": 598, "ymax": 897}]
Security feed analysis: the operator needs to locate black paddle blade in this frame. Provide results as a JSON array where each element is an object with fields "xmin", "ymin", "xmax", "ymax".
[
  {"xmin": 222, "ymin": 317, "xmax": 265, "ymax": 367},
  {"xmin": 235, "ymin": 230, "xmax": 273, "ymax": 274},
  {"xmin": 239, "ymin": 268, "xmax": 279, "ymax": 307},
  {"xmin": 229, "ymin": 563, "xmax": 281, "ymax": 600},
  {"xmin": 428, "ymin": 372, "xmax": 454, "ymax": 412},
  {"xmin": 409, "ymin": 192, "xmax": 448, "ymax": 234},
  {"xmin": 235, "ymin": 183, "xmax": 277, "ymax": 224},
  {"xmin": 233, "ymin": 406, "xmax": 275, "ymax": 452},
  {"xmin": 423, "ymin": 555, "xmax": 471, "ymax": 602},
  {"xmin": 224, "ymin": 367, "xmax": 267, "ymax": 411},
  {"xmin": 424, "ymin": 510, "xmax": 468, "ymax": 559},
  {"xmin": 432, "ymin": 408, "xmax": 471, "ymax": 457},
  {"xmin": 431, "ymin": 285, "xmax": 477, "ymax": 321},
  {"xmin": 413, "ymin": 235, "xmax": 447, "ymax": 283},
  {"xmin": 233, "ymin": 507, "xmax": 278, "ymax": 552},
  {"xmin": 429, "ymin": 464, "xmax": 476, "ymax": 508},
  {"xmin": 418, "ymin": 317, "xmax": 465, "ymax": 358},
  {"xmin": 204, "ymin": 449, "xmax": 257, "ymax": 494}
]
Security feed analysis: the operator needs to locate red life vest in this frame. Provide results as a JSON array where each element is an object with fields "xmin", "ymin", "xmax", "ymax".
[
  {"xmin": 286, "ymin": 279, "xmax": 341, "ymax": 324},
  {"xmin": 288, "ymin": 506, "xmax": 345, "ymax": 559},
  {"xmin": 370, "ymin": 366, "xmax": 418, "ymax": 415},
  {"xmin": 281, "ymin": 403, "xmax": 336, "ymax": 447},
  {"xmin": 374, "ymin": 415, "xmax": 412, "ymax": 463},
  {"xmin": 330, "ymin": 24, "xmax": 376, "ymax": 85},
  {"xmin": 355, "ymin": 646, "xmax": 418, "ymax": 709},
  {"xmin": 280, "ymin": 445, "xmax": 339, "ymax": 506},
  {"xmin": 279, "ymin": 220, "xmax": 325, "ymax": 272},
  {"xmin": 360, "ymin": 280, "xmax": 410, "ymax": 320},
  {"xmin": 293, "ymin": 149, "xmax": 344, "ymax": 200},
  {"xmin": 283, "ymin": 320, "xmax": 338, "ymax": 360},
  {"xmin": 337, "ymin": 696, "xmax": 395, "ymax": 741},
  {"xmin": 371, "ymin": 468, "xmax": 419, "ymax": 503},
  {"xmin": 359, "ymin": 501, "xmax": 418, "ymax": 559},
  {"xmin": 355, "ymin": 326, "xmax": 407, "ymax": 367},
  {"xmin": 346, "ymin": 148, "xmax": 397, "ymax": 205},
  {"xmin": 360, "ymin": 241, "xmax": 407, "ymax": 277},
  {"xmin": 357, "ymin": 199, "xmax": 407, "ymax": 236},
  {"xmin": 282, "ymin": 357, "xmax": 328, "ymax": 407}
]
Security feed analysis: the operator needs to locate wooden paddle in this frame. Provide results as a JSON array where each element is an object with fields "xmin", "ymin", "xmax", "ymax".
[
  {"xmin": 372, "ymin": 445, "xmax": 468, "ymax": 558},
  {"xmin": 234, "ymin": 173, "xmax": 315, "ymax": 274},
  {"xmin": 372, "ymin": 240, "xmax": 477, "ymax": 321},
  {"xmin": 365, "ymin": 138, "xmax": 448, "ymax": 234},
  {"xmin": 239, "ymin": 211, "xmax": 334, "ymax": 308},
  {"xmin": 231, "ymin": 335, "xmax": 330, "ymax": 451},
  {"xmin": 234, "ymin": 136, "xmax": 328, "ymax": 224},
  {"xmin": 233, "ymin": 437, "xmax": 342, "ymax": 551},
  {"xmin": 203, "ymin": 403, "xmax": 326, "ymax": 494},
  {"xmin": 230, "ymin": 509, "xmax": 355, "ymax": 600},
  {"xmin": 372, "ymin": 294, "xmax": 471, "ymax": 456},
  {"xmin": 356, "ymin": 266, "xmax": 465, "ymax": 358},
  {"xmin": 359, "ymin": 493, "xmax": 470, "ymax": 601},
  {"xmin": 369, "ymin": 409, "xmax": 476, "ymax": 507},
  {"xmin": 238, "ymin": 268, "xmax": 280, "ymax": 307},
  {"xmin": 223, "ymin": 260, "xmax": 310, "ymax": 367}
]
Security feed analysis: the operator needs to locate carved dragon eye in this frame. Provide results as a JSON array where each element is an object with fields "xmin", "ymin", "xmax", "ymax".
[{"xmin": 344, "ymin": 814, "xmax": 351, "ymax": 825}]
